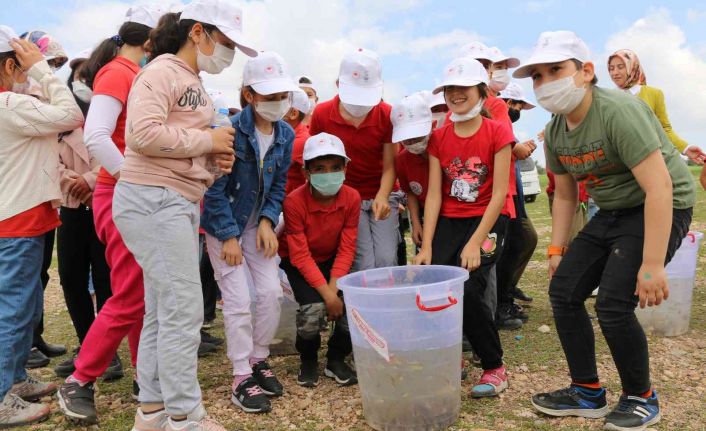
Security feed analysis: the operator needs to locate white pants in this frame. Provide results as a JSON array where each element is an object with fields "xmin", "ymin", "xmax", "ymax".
[{"xmin": 205, "ymin": 224, "xmax": 282, "ymax": 376}]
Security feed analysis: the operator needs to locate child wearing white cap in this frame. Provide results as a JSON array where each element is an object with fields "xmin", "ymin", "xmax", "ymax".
[
  {"xmin": 284, "ymin": 89, "xmax": 312, "ymax": 194},
  {"xmin": 202, "ymin": 50, "xmax": 297, "ymax": 414},
  {"xmin": 0, "ymin": 26, "xmax": 83, "ymax": 428},
  {"xmin": 104, "ymin": 2, "xmax": 255, "ymax": 430},
  {"xmin": 279, "ymin": 132, "xmax": 360, "ymax": 388},
  {"xmin": 515, "ymin": 31, "xmax": 694, "ymax": 431},
  {"xmin": 414, "ymin": 56, "xmax": 514, "ymax": 398},
  {"xmin": 296, "ymin": 75, "xmax": 318, "ymax": 125},
  {"xmin": 310, "ymin": 48, "xmax": 400, "ymax": 271}
]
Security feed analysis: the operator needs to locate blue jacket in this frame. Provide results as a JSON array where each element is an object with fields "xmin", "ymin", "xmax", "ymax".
[{"xmin": 201, "ymin": 105, "xmax": 293, "ymax": 241}]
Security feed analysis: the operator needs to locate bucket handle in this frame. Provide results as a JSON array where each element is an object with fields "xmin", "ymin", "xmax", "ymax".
[
  {"xmin": 687, "ymin": 232, "xmax": 696, "ymax": 243},
  {"xmin": 416, "ymin": 292, "xmax": 458, "ymax": 312}
]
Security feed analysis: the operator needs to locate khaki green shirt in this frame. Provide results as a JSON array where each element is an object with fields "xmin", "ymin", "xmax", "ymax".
[{"xmin": 545, "ymin": 87, "xmax": 695, "ymax": 210}]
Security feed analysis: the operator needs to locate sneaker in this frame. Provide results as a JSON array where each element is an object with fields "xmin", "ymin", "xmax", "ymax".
[
  {"xmin": 200, "ymin": 330, "xmax": 224, "ymax": 347},
  {"xmin": 216, "ymin": 299, "xmax": 224, "ymax": 310},
  {"xmin": 34, "ymin": 336, "xmax": 67, "ymax": 358},
  {"xmin": 102, "ymin": 354, "xmax": 125, "ymax": 381},
  {"xmin": 471, "ymin": 367, "xmax": 509, "ymax": 398},
  {"xmin": 131, "ymin": 408, "xmax": 168, "ymax": 431},
  {"xmin": 231, "ymin": 377, "xmax": 271, "ymax": 413},
  {"xmin": 0, "ymin": 393, "xmax": 50, "ymax": 428},
  {"xmin": 511, "ymin": 286, "xmax": 533, "ymax": 302},
  {"xmin": 297, "ymin": 360, "xmax": 319, "ymax": 387},
  {"xmin": 604, "ymin": 392, "xmax": 661, "ymax": 431},
  {"xmin": 197, "ymin": 342, "xmax": 217, "ymax": 358},
  {"xmin": 252, "ymin": 361, "xmax": 283, "ymax": 396},
  {"xmin": 132, "ymin": 379, "xmax": 140, "ymax": 401},
  {"xmin": 10, "ymin": 375, "xmax": 57, "ymax": 402},
  {"xmin": 324, "ymin": 360, "xmax": 357, "ymax": 386},
  {"xmin": 471, "ymin": 352, "xmax": 482, "ymax": 368},
  {"xmin": 166, "ymin": 415, "xmax": 228, "ymax": 430},
  {"xmin": 25, "ymin": 348, "xmax": 50, "ymax": 369},
  {"xmin": 510, "ymin": 302, "xmax": 529, "ymax": 323},
  {"xmin": 496, "ymin": 304, "xmax": 523, "ymax": 330},
  {"xmin": 57, "ymin": 380, "xmax": 97, "ymax": 424},
  {"xmin": 201, "ymin": 319, "xmax": 214, "ymax": 330},
  {"xmin": 532, "ymin": 385, "xmax": 609, "ymax": 419},
  {"xmin": 55, "ymin": 347, "xmax": 79, "ymax": 378}
]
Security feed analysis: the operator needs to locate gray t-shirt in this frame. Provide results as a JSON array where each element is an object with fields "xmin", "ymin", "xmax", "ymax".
[{"xmin": 247, "ymin": 128, "xmax": 275, "ymax": 228}]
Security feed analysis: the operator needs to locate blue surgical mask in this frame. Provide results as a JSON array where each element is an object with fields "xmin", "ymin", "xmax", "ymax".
[
  {"xmin": 309, "ymin": 171, "xmax": 345, "ymax": 196},
  {"xmin": 139, "ymin": 54, "xmax": 149, "ymax": 68}
]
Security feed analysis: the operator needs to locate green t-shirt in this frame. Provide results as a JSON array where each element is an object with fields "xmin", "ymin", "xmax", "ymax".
[{"xmin": 545, "ymin": 86, "xmax": 695, "ymax": 210}]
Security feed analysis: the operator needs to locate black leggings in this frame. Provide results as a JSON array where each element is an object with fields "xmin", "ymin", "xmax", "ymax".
[{"xmin": 549, "ymin": 206, "xmax": 691, "ymax": 395}]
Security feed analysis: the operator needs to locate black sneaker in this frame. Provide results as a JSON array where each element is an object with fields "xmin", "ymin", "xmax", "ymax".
[
  {"xmin": 101, "ymin": 354, "xmax": 124, "ymax": 381},
  {"xmin": 496, "ymin": 304, "xmax": 523, "ymax": 330},
  {"xmin": 252, "ymin": 361, "xmax": 283, "ymax": 397},
  {"xmin": 132, "ymin": 380, "xmax": 140, "ymax": 401},
  {"xmin": 231, "ymin": 377, "xmax": 271, "ymax": 413},
  {"xmin": 324, "ymin": 360, "xmax": 357, "ymax": 386},
  {"xmin": 25, "ymin": 348, "xmax": 49, "ymax": 369},
  {"xmin": 297, "ymin": 360, "xmax": 319, "ymax": 387},
  {"xmin": 532, "ymin": 385, "xmax": 609, "ymax": 419},
  {"xmin": 197, "ymin": 342, "xmax": 217, "ymax": 358},
  {"xmin": 54, "ymin": 348, "xmax": 79, "ymax": 378},
  {"xmin": 200, "ymin": 330, "xmax": 224, "ymax": 346},
  {"xmin": 510, "ymin": 302, "xmax": 529, "ymax": 323},
  {"xmin": 511, "ymin": 286, "xmax": 533, "ymax": 302},
  {"xmin": 604, "ymin": 392, "xmax": 661, "ymax": 431},
  {"xmin": 57, "ymin": 381, "xmax": 97, "ymax": 425},
  {"xmin": 34, "ymin": 337, "xmax": 67, "ymax": 358}
]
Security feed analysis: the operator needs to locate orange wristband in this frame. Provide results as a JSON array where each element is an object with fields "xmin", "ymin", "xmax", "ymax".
[{"xmin": 547, "ymin": 245, "xmax": 568, "ymax": 258}]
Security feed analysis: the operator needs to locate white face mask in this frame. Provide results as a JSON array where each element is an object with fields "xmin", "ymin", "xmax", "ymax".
[
  {"xmin": 72, "ymin": 81, "xmax": 93, "ymax": 103},
  {"xmin": 489, "ymin": 69, "xmax": 510, "ymax": 92},
  {"xmin": 308, "ymin": 97, "xmax": 317, "ymax": 114},
  {"xmin": 450, "ymin": 98, "xmax": 484, "ymax": 122},
  {"xmin": 403, "ymin": 136, "xmax": 429, "ymax": 155},
  {"xmin": 255, "ymin": 98, "xmax": 292, "ymax": 122},
  {"xmin": 194, "ymin": 32, "xmax": 235, "ymax": 75},
  {"xmin": 534, "ymin": 71, "xmax": 587, "ymax": 115},
  {"xmin": 431, "ymin": 112, "xmax": 446, "ymax": 129},
  {"xmin": 12, "ymin": 81, "xmax": 30, "ymax": 94},
  {"xmin": 341, "ymin": 102, "xmax": 374, "ymax": 118}
]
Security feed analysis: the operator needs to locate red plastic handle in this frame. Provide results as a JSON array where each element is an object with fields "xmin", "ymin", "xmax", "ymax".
[
  {"xmin": 688, "ymin": 232, "xmax": 696, "ymax": 243},
  {"xmin": 416, "ymin": 293, "xmax": 458, "ymax": 312}
]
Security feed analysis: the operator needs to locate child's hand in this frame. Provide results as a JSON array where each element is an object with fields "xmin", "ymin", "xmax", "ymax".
[
  {"xmin": 69, "ymin": 176, "xmax": 92, "ymax": 202},
  {"xmin": 414, "ymin": 247, "xmax": 432, "ymax": 265},
  {"xmin": 214, "ymin": 153, "xmax": 235, "ymax": 174},
  {"xmin": 411, "ymin": 221, "xmax": 423, "ymax": 247},
  {"xmin": 548, "ymin": 255, "xmax": 562, "ymax": 279},
  {"xmin": 256, "ymin": 219, "xmax": 278, "ymax": 258},
  {"xmin": 372, "ymin": 194, "xmax": 391, "ymax": 221},
  {"xmin": 221, "ymin": 238, "xmax": 242, "ymax": 266},
  {"xmin": 685, "ymin": 146, "xmax": 706, "ymax": 165},
  {"xmin": 700, "ymin": 164, "xmax": 706, "ymax": 191},
  {"xmin": 323, "ymin": 291, "xmax": 344, "ymax": 321},
  {"xmin": 460, "ymin": 241, "xmax": 481, "ymax": 271},
  {"xmin": 9, "ymin": 39, "xmax": 44, "ymax": 71},
  {"xmin": 635, "ymin": 263, "xmax": 669, "ymax": 308},
  {"xmin": 209, "ymin": 127, "xmax": 235, "ymax": 155}
]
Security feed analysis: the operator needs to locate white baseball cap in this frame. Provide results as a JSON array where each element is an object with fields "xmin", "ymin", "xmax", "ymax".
[
  {"xmin": 291, "ymin": 89, "xmax": 310, "ymax": 114},
  {"xmin": 0, "ymin": 25, "xmax": 20, "ymax": 53},
  {"xmin": 125, "ymin": 4, "xmax": 165, "ymax": 28},
  {"xmin": 69, "ymin": 48, "xmax": 93, "ymax": 68},
  {"xmin": 338, "ymin": 48, "xmax": 383, "ymax": 106},
  {"xmin": 498, "ymin": 82, "xmax": 535, "ymax": 109},
  {"xmin": 180, "ymin": 0, "xmax": 257, "ymax": 57},
  {"xmin": 487, "ymin": 46, "xmax": 520, "ymax": 68},
  {"xmin": 391, "ymin": 93, "xmax": 433, "ymax": 143},
  {"xmin": 303, "ymin": 133, "xmax": 350, "ymax": 163},
  {"xmin": 513, "ymin": 30, "xmax": 591, "ymax": 79},
  {"xmin": 432, "ymin": 57, "xmax": 489, "ymax": 94},
  {"xmin": 429, "ymin": 91, "xmax": 446, "ymax": 108},
  {"xmin": 296, "ymin": 75, "xmax": 317, "ymax": 92},
  {"xmin": 456, "ymin": 41, "xmax": 493, "ymax": 62},
  {"xmin": 243, "ymin": 51, "xmax": 299, "ymax": 95}
]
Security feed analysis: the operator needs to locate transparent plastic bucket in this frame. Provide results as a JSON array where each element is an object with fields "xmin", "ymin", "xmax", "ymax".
[
  {"xmin": 636, "ymin": 231, "xmax": 702, "ymax": 337},
  {"xmin": 338, "ymin": 265, "xmax": 468, "ymax": 431}
]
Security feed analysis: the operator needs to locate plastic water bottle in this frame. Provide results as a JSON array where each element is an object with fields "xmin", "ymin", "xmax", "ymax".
[{"xmin": 211, "ymin": 108, "xmax": 231, "ymax": 129}]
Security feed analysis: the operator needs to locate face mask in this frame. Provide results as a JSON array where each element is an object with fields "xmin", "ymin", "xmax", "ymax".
[
  {"xmin": 72, "ymin": 81, "xmax": 93, "ymax": 103},
  {"xmin": 309, "ymin": 171, "xmax": 345, "ymax": 196},
  {"xmin": 139, "ymin": 54, "xmax": 149, "ymax": 68},
  {"xmin": 489, "ymin": 69, "xmax": 510, "ymax": 92},
  {"xmin": 508, "ymin": 108, "xmax": 521, "ymax": 123},
  {"xmin": 308, "ymin": 97, "xmax": 317, "ymax": 114},
  {"xmin": 11, "ymin": 81, "xmax": 30, "ymax": 94},
  {"xmin": 450, "ymin": 98, "xmax": 484, "ymax": 122},
  {"xmin": 49, "ymin": 66, "xmax": 59, "ymax": 74},
  {"xmin": 535, "ymin": 72, "xmax": 586, "ymax": 115},
  {"xmin": 431, "ymin": 112, "xmax": 446, "ymax": 129},
  {"xmin": 255, "ymin": 99, "xmax": 292, "ymax": 122},
  {"xmin": 341, "ymin": 102, "xmax": 373, "ymax": 118},
  {"xmin": 403, "ymin": 136, "xmax": 429, "ymax": 155},
  {"xmin": 194, "ymin": 31, "xmax": 235, "ymax": 75}
]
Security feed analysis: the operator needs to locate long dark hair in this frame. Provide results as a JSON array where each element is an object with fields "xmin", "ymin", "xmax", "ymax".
[
  {"xmin": 149, "ymin": 12, "xmax": 217, "ymax": 60},
  {"xmin": 66, "ymin": 63, "xmax": 90, "ymax": 117},
  {"xmin": 82, "ymin": 21, "xmax": 151, "ymax": 89}
]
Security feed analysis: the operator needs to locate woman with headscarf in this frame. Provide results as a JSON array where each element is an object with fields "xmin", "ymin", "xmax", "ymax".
[{"xmin": 608, "ymin": 49, "xmax": 705, "ymax": 164}]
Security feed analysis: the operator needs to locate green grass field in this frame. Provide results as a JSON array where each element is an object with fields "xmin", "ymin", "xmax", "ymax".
[{"xmin": 26, "ymin": 167, "xmax": 706, "ymax": 430}]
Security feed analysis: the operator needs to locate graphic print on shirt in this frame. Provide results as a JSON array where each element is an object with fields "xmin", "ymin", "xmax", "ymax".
[
  {"xmin": 553, "ymin": 140, "xmax": 609, "ymax": 188},
  {"xmin": 443, "ymin": 156, "xmax": 488, "ymax": 202},
  {"xmin": 177, "ymin": 86, "xmax": 208, "ymax": 111},
  {"xmin": 409, "ymin": 181, "xmax": 423, "ymax": 196}
]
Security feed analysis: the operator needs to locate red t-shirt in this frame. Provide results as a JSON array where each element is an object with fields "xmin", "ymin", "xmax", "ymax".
[
  {"xmin": 546, "ymin": 168, "xmax": 589, "ymax": 203},
  {"xmin": 0, "ymin": 202, "xmax": 60, "ymax": 238},
  {"xmin": 310, "ymin": 96, "xmax": 393, "ymax": 200},
  {"xmin": 279, "ymin": 184, "xmax": 361, "ymax": 288},
  {"xmin": 395, "ymin": 150, "xmax": 429, "ymax": 206},
  {"xmin": 285, "ymin": 122, "xmax": 310, "ymax": 195},
  {"xmin": 428, "ymin": 119, "xmax": 515, "ymax": 218},
  {"xmin": 93, "ymin": 56, "xmax": 140, "ymax": 186}
]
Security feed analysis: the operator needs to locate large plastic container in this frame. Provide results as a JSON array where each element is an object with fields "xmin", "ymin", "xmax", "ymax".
[
  {"xmin": 636, "ymin": 231, "xmax": 702, "ymax": 337},
  {"xmin": 270, "ymin": 267, "xmax": 298, "ymax": 355},
  {"xmin": 338, "ymin": 265, "xmax": 468, "ymax": 431}
]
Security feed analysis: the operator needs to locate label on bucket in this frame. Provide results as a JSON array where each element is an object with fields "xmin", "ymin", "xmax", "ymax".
[{"xmin": 350, "ymin": 308, "xmax": 390, "ymax": 362}]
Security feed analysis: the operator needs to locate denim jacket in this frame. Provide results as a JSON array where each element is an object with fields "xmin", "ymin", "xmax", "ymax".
[{"xmin": 201, "ymin": 106, "xmax": 293, "ymax": 241}]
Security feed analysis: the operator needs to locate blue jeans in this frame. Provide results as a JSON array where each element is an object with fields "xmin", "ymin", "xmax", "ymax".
[{"xmin": 0, "ymin": 235, "xmax": 45, "ymax": 398}]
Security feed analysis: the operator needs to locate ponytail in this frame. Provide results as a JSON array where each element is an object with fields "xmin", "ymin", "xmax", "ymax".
[
  {"xmin": 83, "ymin": 21, "xmax": 151, "ymax": 89},
  {"xmin": 149, "ymin": 12, "xmax": 217, "ymax": 60},
  {"xmin": 240, "ymin": 85, "xmax": 254, "ymax": 109}
]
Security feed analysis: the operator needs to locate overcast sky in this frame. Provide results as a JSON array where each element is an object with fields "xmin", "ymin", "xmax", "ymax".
[{"xmin": 5, "ymin": 0, "xmax": 706, "ymax": 166}]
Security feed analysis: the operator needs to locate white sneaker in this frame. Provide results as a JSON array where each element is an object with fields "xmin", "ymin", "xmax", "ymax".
[
  {"xmin": 131, "ymin": 407, "xmax": 169, "ymax": 431},
  {"xmin": 0, "ymin": 393, "xmax": 50, "ymax": 428},
  {"xmin": 165, "ymin": 416, "xmax": 227, "ymax": 431}
]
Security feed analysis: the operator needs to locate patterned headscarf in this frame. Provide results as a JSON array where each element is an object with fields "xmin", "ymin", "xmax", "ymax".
[
  {"xmin": 608, "ymin": 49, "xmax": 647, "ymax": 89},
  {"xmin": 21, "ymin": 30, "xmax": 68, "ymax": 69}
]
